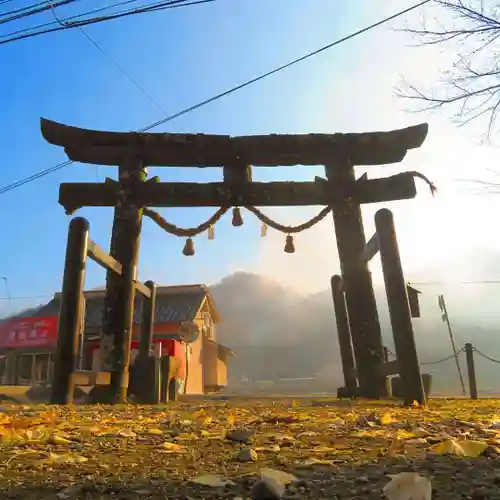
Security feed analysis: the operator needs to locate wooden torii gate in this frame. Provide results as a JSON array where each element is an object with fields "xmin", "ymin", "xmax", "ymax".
[{"xmin": 40, "ymin": 118, "xmax": 429, "ymax": 403}]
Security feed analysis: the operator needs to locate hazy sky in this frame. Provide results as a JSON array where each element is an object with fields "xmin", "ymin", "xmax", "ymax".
[{"xmin": 1, "ymin": 0, "xmax": 500, "ymax": 317}]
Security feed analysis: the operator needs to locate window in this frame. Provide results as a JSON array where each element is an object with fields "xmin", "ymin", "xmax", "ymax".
[
  {"xmin": 33, "ymin": 354, "xmax": 51, "ymax": 385},
  {"xmin": 0, "ymin": 356, "xmax": 6, "ymax": 384},
  {"xmin": 16, "ymin": 352, "xmax": 53, "ymax": 386},
  {"xmin": 17, "ymin": 354, "xmax": 33, "ymax": 385}
]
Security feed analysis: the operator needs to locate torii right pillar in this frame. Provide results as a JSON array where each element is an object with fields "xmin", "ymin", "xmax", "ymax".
[{"xmin": 324, "ymin": 124, "xmax": 428, "ymax": 399}]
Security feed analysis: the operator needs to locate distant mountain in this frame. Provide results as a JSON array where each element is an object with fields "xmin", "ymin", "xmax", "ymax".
[
  {"xmin": 210, "ymin": 265, "xmax": 500, "ymax": 395},
  {"xmin": 0, "ymin": 306, "xmax": 43, "ymax": 322}
]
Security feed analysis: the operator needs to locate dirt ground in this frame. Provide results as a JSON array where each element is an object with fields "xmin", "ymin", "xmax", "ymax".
[{"xmin": 0, "ymin": 397, "xmax": 499, "ymax": 499}]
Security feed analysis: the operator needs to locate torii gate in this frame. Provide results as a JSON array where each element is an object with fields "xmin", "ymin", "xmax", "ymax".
[{"xmin": 40, "ymin": 118, "xmax": 429, "ymax": 403}]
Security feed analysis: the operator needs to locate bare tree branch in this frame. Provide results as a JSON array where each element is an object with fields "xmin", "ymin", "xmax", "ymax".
[{"xmin": 399, "ymin": 0, "xmax": 500, "ymax": 144}]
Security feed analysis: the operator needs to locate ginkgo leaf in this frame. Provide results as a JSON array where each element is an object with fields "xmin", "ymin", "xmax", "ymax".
[
  {"xmin": 191, "ymin": 409, "xmax": 205, "ymax": 419},
  {"xmin": 23, "ymin": 429, "xmax": 50, "ymax": 443},
  {"xmin": 383, "ymin": 472, "xmax": 431, "ymax": 500},
  {"xmin": 49, "ymin": 434, "xmax": 73, "ymax": 445},
  {"xmin": 202, "ymin": 416, "xmax": 213, "ymax": 426},
  {"xmin": 144, "ymin": 428, "xmax": 164, "ymax": 435},
  {"xmin": 45, "ymin": 452, "xmax": 88, "ymax": 465},
  {"xmin": 430, "ymin": 439, "xmax": 488, "ymax": 457},
  {"xmin": 260, "ymin": 468, "xmax": 297, "ymax": 485},
  {"xmin": 190, "ymin": 474, "xmax": 235, "ymax": 487},
  {"xmin": 329, "ymin": 418, "xmax": 346, "ymax": 426},
  {"xmin": 395, "ymin": 430, "xmax": 416, "ymax": 440},
  {"xmin": 158, "ymin": 442, "xmax": 186, "ymax": 453},
  {"xmin": 301, "ymin": 457, "xmax": 337, "ymax": 467},
  {"xmin": 0, "ymin": 413, "xmax": 11, "ymax": 425},
  {"xmin": 116, "ymin": 428, "xmax": 137, "ymax": 438},
  {"xmin": 380, "ymin": 413, "xmax": 398, "ymax": 425},
  {"xmin": 311, "ymin": 446, "xmax": 338, "ymax": 453}
]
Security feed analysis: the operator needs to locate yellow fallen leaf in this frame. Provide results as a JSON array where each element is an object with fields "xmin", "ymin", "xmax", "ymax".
[
  {"xmin": 191, "ymin": 409, "xmax": 205, "ymax": 419},
  {"xmin": 158, "ymin": 441, "xmax": 186, "ymax": 453},
  {"xmin": 311, "ymin": 446, "xmax": 338, "ymax": 453},
  {"xmin": 44, "ymin": 452, "xmax": 88, "ymax": 465},
  {"xmin": 0, "ymin": 413, "xmax": 11, "ymax": 425},
  {"xmin": 116, "ymin": 428, "xmax": 137, "ymax": 438},
  {"xmin": 383, "ymin": 472, "xmax": 431, "ymax": 500},
  {"xmin": 395, "ymin": 430, "xmax": 416, "ymax": 440},
  {"xmin": 49, "ymin": 434, "xmax": 73, "ymax": 445},
  {"xmin": 430, "ymin": 439, "xmax": 488, "ymax": 458},
  {"xmin": 352, "ymin": 429, "xmax": 387, "ymax": 438},
  {"xmin": 23, "ymin": 429, "xmax": 50, "ymax": 443},
  {"xmin": 144, "ymin": 428, "xmax": 163, "ymax": 435},
  {"xmin": 380, "ymin": 413, "xmax": 398, "ymax": 425},
  {"xmin": 190, "ymin": 474, "xmax": 235, "ymax": 487},
  {"xmin": 260, "ymin": 468, "xmax": 297, "ymax": 485},
  {"xmin": 87, "ymin": 426, "xmax": 113, "ymax": 436}
]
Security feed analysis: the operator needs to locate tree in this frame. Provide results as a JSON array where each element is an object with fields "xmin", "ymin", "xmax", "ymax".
[{"xmin": 399, "ymin": 1, "xmax": 500, "ymax": 142}]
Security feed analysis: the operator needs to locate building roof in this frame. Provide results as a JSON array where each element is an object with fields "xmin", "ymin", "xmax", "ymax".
[{"xmin": 36, "ymin": 284, "xmax": 219, "ymax": 329}]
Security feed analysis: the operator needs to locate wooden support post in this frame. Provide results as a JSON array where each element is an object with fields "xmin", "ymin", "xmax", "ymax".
[
  {"xmin": 51, "ymin": 217, "xmax": 89, "ymax": 405},
  {"xmin": 465, "ymin": 343, "xmax": 478, "ymax": 400},
  {"xmin": 375, "ymin": 208, "xmax": 426, "ymax": 406},
  {"xmin": 326, "ymin": 163, "xmax": 387, "ymax": 399},
  {"xmin": 138, "ymin": 281, "xmax": 156, "ymax": 361},
  {"xmin": 77, "ymin": 295, "xmax": 86, "ymax": 370},
  {"xmin": 330, "ymin": 275, "xmax": 357, "ymax": 394},
  {"xmin": 100, "ymin": 160, "xmax": 146, "ymax": 404},
  {"xmin": 383, "ymin": 346, "xmax": 389, "ymax": 362}
]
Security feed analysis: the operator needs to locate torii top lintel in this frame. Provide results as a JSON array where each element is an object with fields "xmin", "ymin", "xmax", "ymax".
[{"xmin": 40, "ymin": 118, "xmax": 428, "ymax": 168}]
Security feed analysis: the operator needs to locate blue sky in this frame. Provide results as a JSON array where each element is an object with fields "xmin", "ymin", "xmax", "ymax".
[
  {"xmin": 2, "ymin": 0, "xmax": 500, "ymax": 317},
  {"xmin": 0, "ymin": 0, "xmax": 388, "ymax": 313}
]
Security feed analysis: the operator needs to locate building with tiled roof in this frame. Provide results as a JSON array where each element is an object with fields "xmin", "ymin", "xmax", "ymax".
[{"xmin": 0, "ymin": 284, "xmax": 234, "ymax": 395}]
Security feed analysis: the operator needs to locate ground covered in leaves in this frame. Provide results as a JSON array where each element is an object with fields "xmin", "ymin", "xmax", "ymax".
[{"xmin": 0, "ymin": 398, "xmax": 499, "ymax": 499}]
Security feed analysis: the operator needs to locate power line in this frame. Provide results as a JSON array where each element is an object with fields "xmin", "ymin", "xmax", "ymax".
[
  {"xmin": 1, "ymin": 0, "xmax": 144, "ymax": 39},
  {"xmin": 77, "ymin": 27, "xmax": 168, "ymax": 116},
  {"xmin": 45, "ymin": 0, "xmax": 169, "ymax": 117},
  {"xmin": 0, "ymin": 0, "xmax": 81, "ymax": 24},
  {"xmin": 0, "ymin": 0, "xmax": 214, "ymax": 45},
  {"xmin": 409, "ymin": 280, "xmax": 500, "ymax": 286},
  {"xmin": 0, "ymin": 0, "xmax": 432, "ymax": 196},
  {"xmin": 0, "ymin": 294, "xmax": 53, "ymax": 301}
]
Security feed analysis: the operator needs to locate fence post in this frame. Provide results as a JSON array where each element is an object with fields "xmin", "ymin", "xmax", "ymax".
[
  {"xmin": 465, "ymin": 343, "xmax": 478, "ymax": 400},
  {"xmin": 138, "ymin": 280, "xmax": 157, "ymax": 361},
  {"xmin": 51, "ymin": 217, "xmax": 89, "ymax": 405}
]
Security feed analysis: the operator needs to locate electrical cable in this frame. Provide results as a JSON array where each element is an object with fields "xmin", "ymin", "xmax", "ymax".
[
  {"xmin": 77, "ymin": 26, "xmax": 169, "ymax": 116},
  {"xmin": 1, "ymin": 0, "xmax": 143, "ymax": 37},
  {"xmin": 0, "ymin": 0, "xmax": 81, "ymax": 24},
  {"xmin": 45, "ymin": 0, "xmax": 169, "ymax": 118},
  {"xmin": 0, "ymin": 294, "xmax": 54, "ymax": 300},
  {"xmin": 409, "ymin": 280, "xmax": 500, "ymax": 285},
  {"xmin": 0, "ymin": 0, "xmax": 432, "ymax": 196},
  {"xmin": 0, "ymin": 0, "xmax": 214, "ymax": 44}
]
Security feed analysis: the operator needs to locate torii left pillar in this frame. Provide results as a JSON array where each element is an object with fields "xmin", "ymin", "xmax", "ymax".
[
  {"xmin": 326, "ymin": 158, "xmax": 388, "ymax": 399},
  {"xmin": 100, "ymin": 158, "xmax": 147, "ymax": 404}
]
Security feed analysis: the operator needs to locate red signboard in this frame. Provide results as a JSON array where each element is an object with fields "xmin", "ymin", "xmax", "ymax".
[{"xmin": 0, "ymin": 316, "xmax": 59, "ymax": 349}]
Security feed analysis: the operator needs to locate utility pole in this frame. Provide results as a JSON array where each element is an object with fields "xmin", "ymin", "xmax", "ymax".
[
  {"xmin": 1, "ymin": 277, "xmax": 11, "ymax": 313},
  {"xmin": 438, "ymin": 294, "xmax": 466, "ymax": 396}
]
